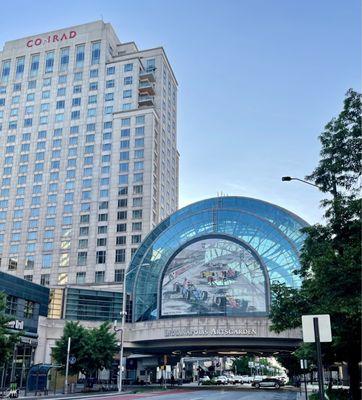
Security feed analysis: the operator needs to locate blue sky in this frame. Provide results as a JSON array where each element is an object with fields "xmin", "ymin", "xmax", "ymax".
[{"xmin": 0, "ymin": 0, "xmax": 360, "ymax": 224}]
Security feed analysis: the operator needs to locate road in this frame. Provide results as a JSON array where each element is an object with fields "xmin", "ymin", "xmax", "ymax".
[{"xmin": 64, "ymin": 389, "xmax": 299, "ymax": 400}]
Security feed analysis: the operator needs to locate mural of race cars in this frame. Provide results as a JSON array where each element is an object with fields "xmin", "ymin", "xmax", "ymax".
[{"xmin": 161, "ymin": 238, "xmax": 267, "ymax": 317}]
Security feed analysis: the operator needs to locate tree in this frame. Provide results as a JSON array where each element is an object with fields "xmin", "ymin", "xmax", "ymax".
[
  {"xmin": 232, "ymin": 356, "xmax": 251, "ymax": 375},
  {"xmin": 0, "ymin": 291, "xmax": 20, "ymax": 365},
  {"xmin": 270, "ymin": 89, "xmax": 361, "ymax": 400},
  {"xmin": 52, "ymin": 321, "xmax": 118, "ymax": 384}
]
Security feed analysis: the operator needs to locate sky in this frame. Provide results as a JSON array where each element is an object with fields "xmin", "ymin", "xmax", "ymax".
[{"xmin": 0, "ymin": 0, "xmax": 360, "ymax": 224}]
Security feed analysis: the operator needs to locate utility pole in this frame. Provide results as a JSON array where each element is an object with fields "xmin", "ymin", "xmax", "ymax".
[{"xmin": 64, "ymin": 337, "xmax": 71, "ymax": 394}]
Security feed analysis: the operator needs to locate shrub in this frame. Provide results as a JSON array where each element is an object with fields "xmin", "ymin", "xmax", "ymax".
[{"xmin": 309, "ymin": 389, "xmax": 350, "ymax": 400}]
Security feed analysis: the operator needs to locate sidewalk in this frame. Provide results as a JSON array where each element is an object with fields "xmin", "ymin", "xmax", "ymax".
[{"xmin": 15, "ymin": 387, "xmax": 182, "ymax": 400}]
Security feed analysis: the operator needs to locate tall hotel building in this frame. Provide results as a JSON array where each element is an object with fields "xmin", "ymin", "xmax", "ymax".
[{"xmin": 0, "ymin": 21, "xmax": 178, "ymax": 302}]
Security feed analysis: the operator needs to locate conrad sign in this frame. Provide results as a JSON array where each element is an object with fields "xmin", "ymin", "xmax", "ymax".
[
  {"xmin": 26, "ymin": 31, "xmax": 77, "ymax": 47},
  {"xmin": 164, "ymin": 327, "xmax": 257, "ymax": 338}
]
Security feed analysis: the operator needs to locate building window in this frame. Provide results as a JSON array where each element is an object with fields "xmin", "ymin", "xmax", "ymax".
[
  {"xmin": 117, "ymin": 211, "xmax": 127, "ymax": 220},
  {"xmin": 97, "ymin": 238, "xmax": 107, "ymax": 247},
  {"xmin": 96, "ymin": 250, "xmax": 106, "ymax": 264},
  {"xmin": 91, "ymin": 42, "xmax": 101, "ymax": 65},
  {"xmin": 75, "ymin": 44, "xmax": 85, "ymax": 68},
  {"xmin": 132, "ymin": 222, "xmax": 142, "ymax": 231},
  {"xmin": 116, "ymin": 236, "xmax": 126, "ymax": 245},
  {"xmin": 42, "ymin": 254, "xmax": 52, "ymax": 268},
  {"xmin": 40, "ymin": 274, "xmax": 50, "ymax": 286},
  {"xmin": 116, "ymin": 223, "xmax": 127, "ymax": 233},
  {"xmin": 98, "ymin": 226, "xmax": 107, "ymax": 234},
  {"xmin": 124, "ymin": 63, "xmax": 133, "ymax": 72},
  {"xmin": 98, "ymin": 213, "xmax": 108, "ymax": 222},
  {"xmin": 136, "ymin": 115, "xmax": 145, "ymax": 125},
  {"xmin": 77, "ymin": 252, "xmax": 87, "ymax": 266},
  {"xmin": 95, "ymin": 270, "xmax": 105, "ymax": 283},
  {"xmin": 15, "ymin": 56, "xmax": 25, "ymax": 79},
  {"xmin": 60, "ymin": 47, "xmax": 70, "ymax": 72},
  {"xmin": 123, "ymin": 90, "xmax": 132, "ymax": 99},
  {"xmin": 30, "ymin": 54, "xmax": 40, "ymax": 77},
  {"xmin": 118, "ymin": 198, "xmax": 127, "ymax": 208},
  {"xmin": 115, "ymin": 249, "xmax": 125, "ymax": 263},
  {"xmin": 114, "ymin": 269, "xmax": 124, "ymax": 283},
  {"xmin": 24, "ymin": 300, "xmax": 35, "ymax": 318},
  {"xmin": 6, "ymin": 295, "xmax": 17, "ymax": 315},
  {"xmin": 78, "ymin": 239, "xmax": 88, "ymax": 249},
  {"xmin": 8, "ymin": 258, "xmax": 17, "ymax": 270},
  {"xmin": 76, "ymin": 272, "xmax": 86, "ymax": 284},
  {"xmin": 132, "ymin": 234, "xmax": 142, "ymax": 244}
]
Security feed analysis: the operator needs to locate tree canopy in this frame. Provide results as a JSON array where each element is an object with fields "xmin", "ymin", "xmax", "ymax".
[
  {"xmin": 270, "ymin": 89, "xmax": 361, "ymax": 400},
  {"xmin": 52, "ymin": 321, "xmax": 118, "ymax": 378}
]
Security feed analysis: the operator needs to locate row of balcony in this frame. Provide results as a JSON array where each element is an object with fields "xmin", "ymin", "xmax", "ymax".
[{"xmin": 138, "ymin": 69, "xmax": 156, "ymax": 107}]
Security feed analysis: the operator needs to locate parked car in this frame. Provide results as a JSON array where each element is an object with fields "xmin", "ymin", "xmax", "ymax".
[
  {"xmin": 215, "ymin": 375, "xmax": 229, "ymax": 385},
  {"xmin": 199, "ymin": 376, "xmax": 210, "ymax": 383},
  {"xmin": 231, "ymin": 375, "xmax": 244, "ymax": 384},
  {"xmin": 275, "ymin": 375, "xmax": 288, "ymax": 383},
  {"xmin": 240, "ymin": 375, "xmax": 253, "ymax": 383},
  {"xmin": 252, "ymin": 377, "xmax": 284, "ymax": 389}
]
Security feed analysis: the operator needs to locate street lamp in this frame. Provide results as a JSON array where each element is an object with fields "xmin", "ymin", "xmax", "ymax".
[
  {"xmin": 113, "ymin": 263, "xmax": 150, "ymax": 392},
  {"xmin": 281, "ymin": 176, "xmax": 319, "ymax": 188},
  {"xmin": 114, "ymin": 311, "xmax": 127, "ymax": 394}
]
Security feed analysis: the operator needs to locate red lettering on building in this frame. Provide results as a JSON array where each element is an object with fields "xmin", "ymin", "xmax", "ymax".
[{"xmin": 26, "ymin": 31, "xmax": 77, "ymax": 47}]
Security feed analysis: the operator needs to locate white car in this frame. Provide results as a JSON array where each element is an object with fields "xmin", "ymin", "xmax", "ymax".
[
  {"xmin": 199, "ymin": 376, "xmax": 210, "ymax": 383},
  {"xmin": 231, "ymin": 375, "xmax": 244, "ymax": 384},
  {"xmin": 215, "ymin": 375, "xmax": 229, "ymax": 385},
  {"xmin": 240, "ymin": 375, "xmax": 253, "ymax": 383}
]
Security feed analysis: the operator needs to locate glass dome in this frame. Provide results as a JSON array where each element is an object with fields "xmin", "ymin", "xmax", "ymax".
[{"xmin": 126, "ymin": 196, "xmax": 308, "ymax": 322}]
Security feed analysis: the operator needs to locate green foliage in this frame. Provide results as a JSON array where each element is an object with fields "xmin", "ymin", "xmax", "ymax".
[
  {"xmin": 0, "ymin": 291, "xmax": 20, "ymax": 365},
  {"xmin": 52, "ymin": 321, "xmax": 118, "ymax": 377},
  {"xmin": 201, "ymin": 380, "xmax": 215, "ymax": 385},
  {"xmin": 232, "ymin": 356, "xmax": 251, "ymax": 375},
  {"xmin": 232, "ymin": 356, "xmax": 278, "ymax": 376},
  {"xmin": 270, "ymin": 89, "xmax": 361, "ymax": 400},
  {"xmin": 309, "ymin": 388, "xmax": 350, "ymax": 400},
  {"xmin": 307, "ymin": 89, "xmax": 361, "ymax": 196}
]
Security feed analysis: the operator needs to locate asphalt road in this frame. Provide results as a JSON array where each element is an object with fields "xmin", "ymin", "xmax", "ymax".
[{"xmin": 65, "ymin": 389, "xmax": 299, "ymax": 400}]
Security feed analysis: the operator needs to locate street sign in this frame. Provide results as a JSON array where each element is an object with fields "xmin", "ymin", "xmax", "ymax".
[
  {"xmin": 248, "ymin": 361, "xmax": 254, "ymax": 367},
  {"xmin": 69, "ymin": 356, "xmax": 76, "ymax": 365},
  {"xmin": 302, "ymin": 314, "xmax": 332, "ymax": 342},
  {"xmin": 300, "ymin": 359, "xmax": 308, "ymax": 370}
]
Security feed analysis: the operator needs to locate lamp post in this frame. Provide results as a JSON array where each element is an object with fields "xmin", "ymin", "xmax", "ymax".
[
  {"xmin": 113, "ymin": 263, "xmax": 150, "ymax": 392},
  {"xmin": 281, "ymin": 176, "xmax": 319, "ymax": 188},
  {"xmin": 114, "ymin": 312, "xmax": 127, "ymax": 393}
]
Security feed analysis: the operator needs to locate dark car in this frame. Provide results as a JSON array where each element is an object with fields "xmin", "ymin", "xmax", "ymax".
[{"xmin": 252, "ymin": 377, "xmax": 283, "ymax": 389}]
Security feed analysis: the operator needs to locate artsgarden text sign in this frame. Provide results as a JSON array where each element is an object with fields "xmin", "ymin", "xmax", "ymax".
[{"xmin": 164, "ymin": 327, "xmax": 257, "ymax": 337}]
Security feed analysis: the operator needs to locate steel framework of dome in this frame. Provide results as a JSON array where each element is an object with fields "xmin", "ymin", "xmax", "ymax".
[{"xmin": 126, "ymin": 196, "xmax": 308, "ymax": 322}]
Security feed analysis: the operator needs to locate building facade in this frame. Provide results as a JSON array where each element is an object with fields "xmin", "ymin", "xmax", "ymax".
[
  {"xmin": 0, "ymin": 21, "xmax": 179, "ymax": 293},
  {"xmin": 0, "ymin": 271, "xmax": 49, "ymax": 388},
  {"xmin": 37, "ymin": 196, "xmax": 308, "ymax": 382}
]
